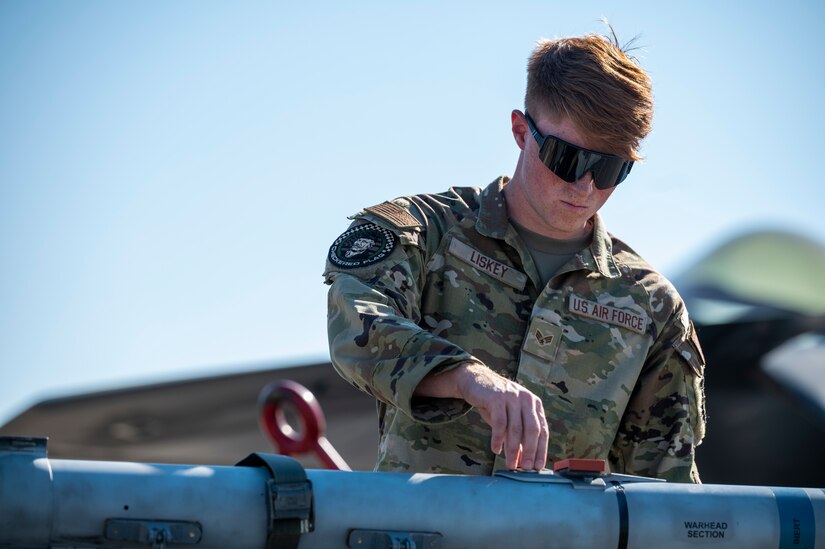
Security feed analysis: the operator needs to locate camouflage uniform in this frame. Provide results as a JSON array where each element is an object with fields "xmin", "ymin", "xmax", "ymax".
[{"xmin": 324, "ymin": 177, "xmax": 706, "ymax": 483}]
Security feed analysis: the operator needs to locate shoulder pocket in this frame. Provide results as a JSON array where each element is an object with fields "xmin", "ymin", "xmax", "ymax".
[{"xmin": 673, "ymin": 322, "xmax": 707, "ymax": 444}]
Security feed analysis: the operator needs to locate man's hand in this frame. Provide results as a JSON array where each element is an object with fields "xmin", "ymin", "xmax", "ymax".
[{"xmin": 415, "ymin": 362, "xmax": 549, "ymax": 470}]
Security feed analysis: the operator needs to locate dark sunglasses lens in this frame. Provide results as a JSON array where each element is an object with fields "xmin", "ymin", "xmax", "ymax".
[
  {"xmin": 538, "ymin": 139, "xmax": 579, "ymax": 183},
  {"xmin": 591, "ymin": 158, "xmax": 626, "ymax": 190}
]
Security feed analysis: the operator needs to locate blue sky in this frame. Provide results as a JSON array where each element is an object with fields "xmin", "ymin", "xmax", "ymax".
[{"xmin": 2, "ymin": 1, "xmax": 824, "ymax": 424}]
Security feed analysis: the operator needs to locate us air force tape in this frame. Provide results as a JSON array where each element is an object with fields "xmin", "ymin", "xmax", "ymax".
[{"xmin": 328, "ymin": 223, "xmax": 397, "ymax": 268}]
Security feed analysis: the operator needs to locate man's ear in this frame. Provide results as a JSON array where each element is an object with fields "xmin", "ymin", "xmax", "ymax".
[{"xmin": 511, "ymin": 110, "xmax": 529, "ymax": 151}]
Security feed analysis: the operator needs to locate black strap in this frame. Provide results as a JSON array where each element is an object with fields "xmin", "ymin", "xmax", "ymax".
[
  {"xmin": 611, "ymin": 482, "xmax": 629, "ymax": 549},
  {"xmin": 236, "ymin": 453, "xmax": 313, "ymax": 549}
]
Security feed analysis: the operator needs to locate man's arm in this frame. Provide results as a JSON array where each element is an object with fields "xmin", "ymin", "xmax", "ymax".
[{"xmin": 326, "ymin": 268, "xmax": 474, "ymax": 423}]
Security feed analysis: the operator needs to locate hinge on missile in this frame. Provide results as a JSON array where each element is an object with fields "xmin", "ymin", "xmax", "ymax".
[
  {"xmin": 104, "ymin": 519, "xmax": 202, "ymax": 549},
  {"xmin": 347, "ymin": 529, "xmax": 443, "ymax": 549}
]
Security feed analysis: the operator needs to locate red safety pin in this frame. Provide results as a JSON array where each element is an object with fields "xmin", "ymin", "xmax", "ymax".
[{"xmin": 258, "ymin": 380, "xmax": 351, "ymax": 471}]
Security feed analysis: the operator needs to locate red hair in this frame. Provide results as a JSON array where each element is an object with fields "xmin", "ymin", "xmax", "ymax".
[{"xmin": 525, "ymin": 29, "xmax": 653, "ymax": 160}]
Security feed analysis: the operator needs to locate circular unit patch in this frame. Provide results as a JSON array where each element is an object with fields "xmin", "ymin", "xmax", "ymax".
[{"xmin": 328, "ymin": 223, "xmax": 398, "ymax": 268}]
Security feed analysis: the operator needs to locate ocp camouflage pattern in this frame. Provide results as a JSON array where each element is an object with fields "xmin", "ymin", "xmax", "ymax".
[{"xmin": 324, "ymin": 177, "xmax": 706, "ymax": 483}]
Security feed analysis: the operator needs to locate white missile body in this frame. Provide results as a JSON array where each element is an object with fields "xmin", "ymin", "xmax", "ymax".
[{"xmin": 1, "ymin": 436, "xmax": 823, "ymax": 548}]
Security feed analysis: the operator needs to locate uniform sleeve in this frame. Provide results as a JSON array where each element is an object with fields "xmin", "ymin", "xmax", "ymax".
[
  {"xmin": 610, "ymin": 307, "xmax": 707, "ymax": 483},
  {"xmin": 325, "ymin": 219, "xmax": 476, "ymax": 424}
]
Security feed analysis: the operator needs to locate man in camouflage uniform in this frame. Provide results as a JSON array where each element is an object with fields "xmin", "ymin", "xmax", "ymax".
[{"xmin": 324, "ymin": 31, "xmax": 706, "ymax": 483}]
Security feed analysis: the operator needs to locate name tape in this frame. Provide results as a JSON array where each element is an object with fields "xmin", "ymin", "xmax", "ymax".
[
  {"xmin": 568, "ymin": 294, "xmax": 647, "ymax": 334},
  {"xmin": 448, "ymin": 238, "xmax": 527, "ymax": 290}
]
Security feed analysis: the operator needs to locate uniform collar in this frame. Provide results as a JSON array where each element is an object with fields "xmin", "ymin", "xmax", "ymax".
[
  {"xmin": 477, "ymin": 176, "xmax": 621, "ymax": 279},
  {"xmin": 574, "ymin": 212, "xmax": 621, "ymax": 279},
  {"xmin": 477, "ymin": 177, "xmax": 512, "ymax": 239}
]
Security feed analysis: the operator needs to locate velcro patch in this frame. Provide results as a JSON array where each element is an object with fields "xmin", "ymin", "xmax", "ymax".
[
  {"xmin": 364, "ymin": 201, "xmax": 421, "ymax": 229},
  {"xmin": 448, "ymin": 238, "xmax": 527, "ymax": 290},
  {"xmin": 568, "ymin": 294, "xmax": 647, "ymax": 334},
  {"xmin": 328, "ymin": 224, "xmax": 397, "ymax": 268}
]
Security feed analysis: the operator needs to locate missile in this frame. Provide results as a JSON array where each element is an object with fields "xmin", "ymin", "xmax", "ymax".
[{"xmin": 1, "ymin": 436, "xmax": 823, "ymax": 548}]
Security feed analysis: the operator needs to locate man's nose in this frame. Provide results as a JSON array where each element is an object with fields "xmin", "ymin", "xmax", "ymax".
[{"xmin": 570, "ymin": 172, "xmax": 595, "ymax": 194}]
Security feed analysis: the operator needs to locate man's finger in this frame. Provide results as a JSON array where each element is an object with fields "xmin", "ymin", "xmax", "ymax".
[
  {"xmin": 487, "ymin": 405, "xmax": 507, "ymax": 455},
  {"xmin": 519, "ymin": 396, "xmax": 542, "ymax": 470},
  {"xmin": 534, "ymin": 397, "xmax": 549, "ymax": 470},
  {"xmin": 504, "ymin": 400, "xmax": 523, "ymax": 469}
]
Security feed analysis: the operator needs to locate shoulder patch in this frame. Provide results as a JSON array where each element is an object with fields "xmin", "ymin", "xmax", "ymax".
[
  {"xmin": 328, "ymin": 223, "xmax": 398, "ymax": 268},
  {"xmin": 674, "ymin": 321, "xmax": 706, "ymax": 377},
  {"xmin": 364, "ymin": 201, "xmax": 421, "ymax": 229}
]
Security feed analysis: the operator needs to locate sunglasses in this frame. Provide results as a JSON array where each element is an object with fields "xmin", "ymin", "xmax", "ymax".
[{"xmin": 524, "ymin": 111, "xmax": 633, "ymax": 190}]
